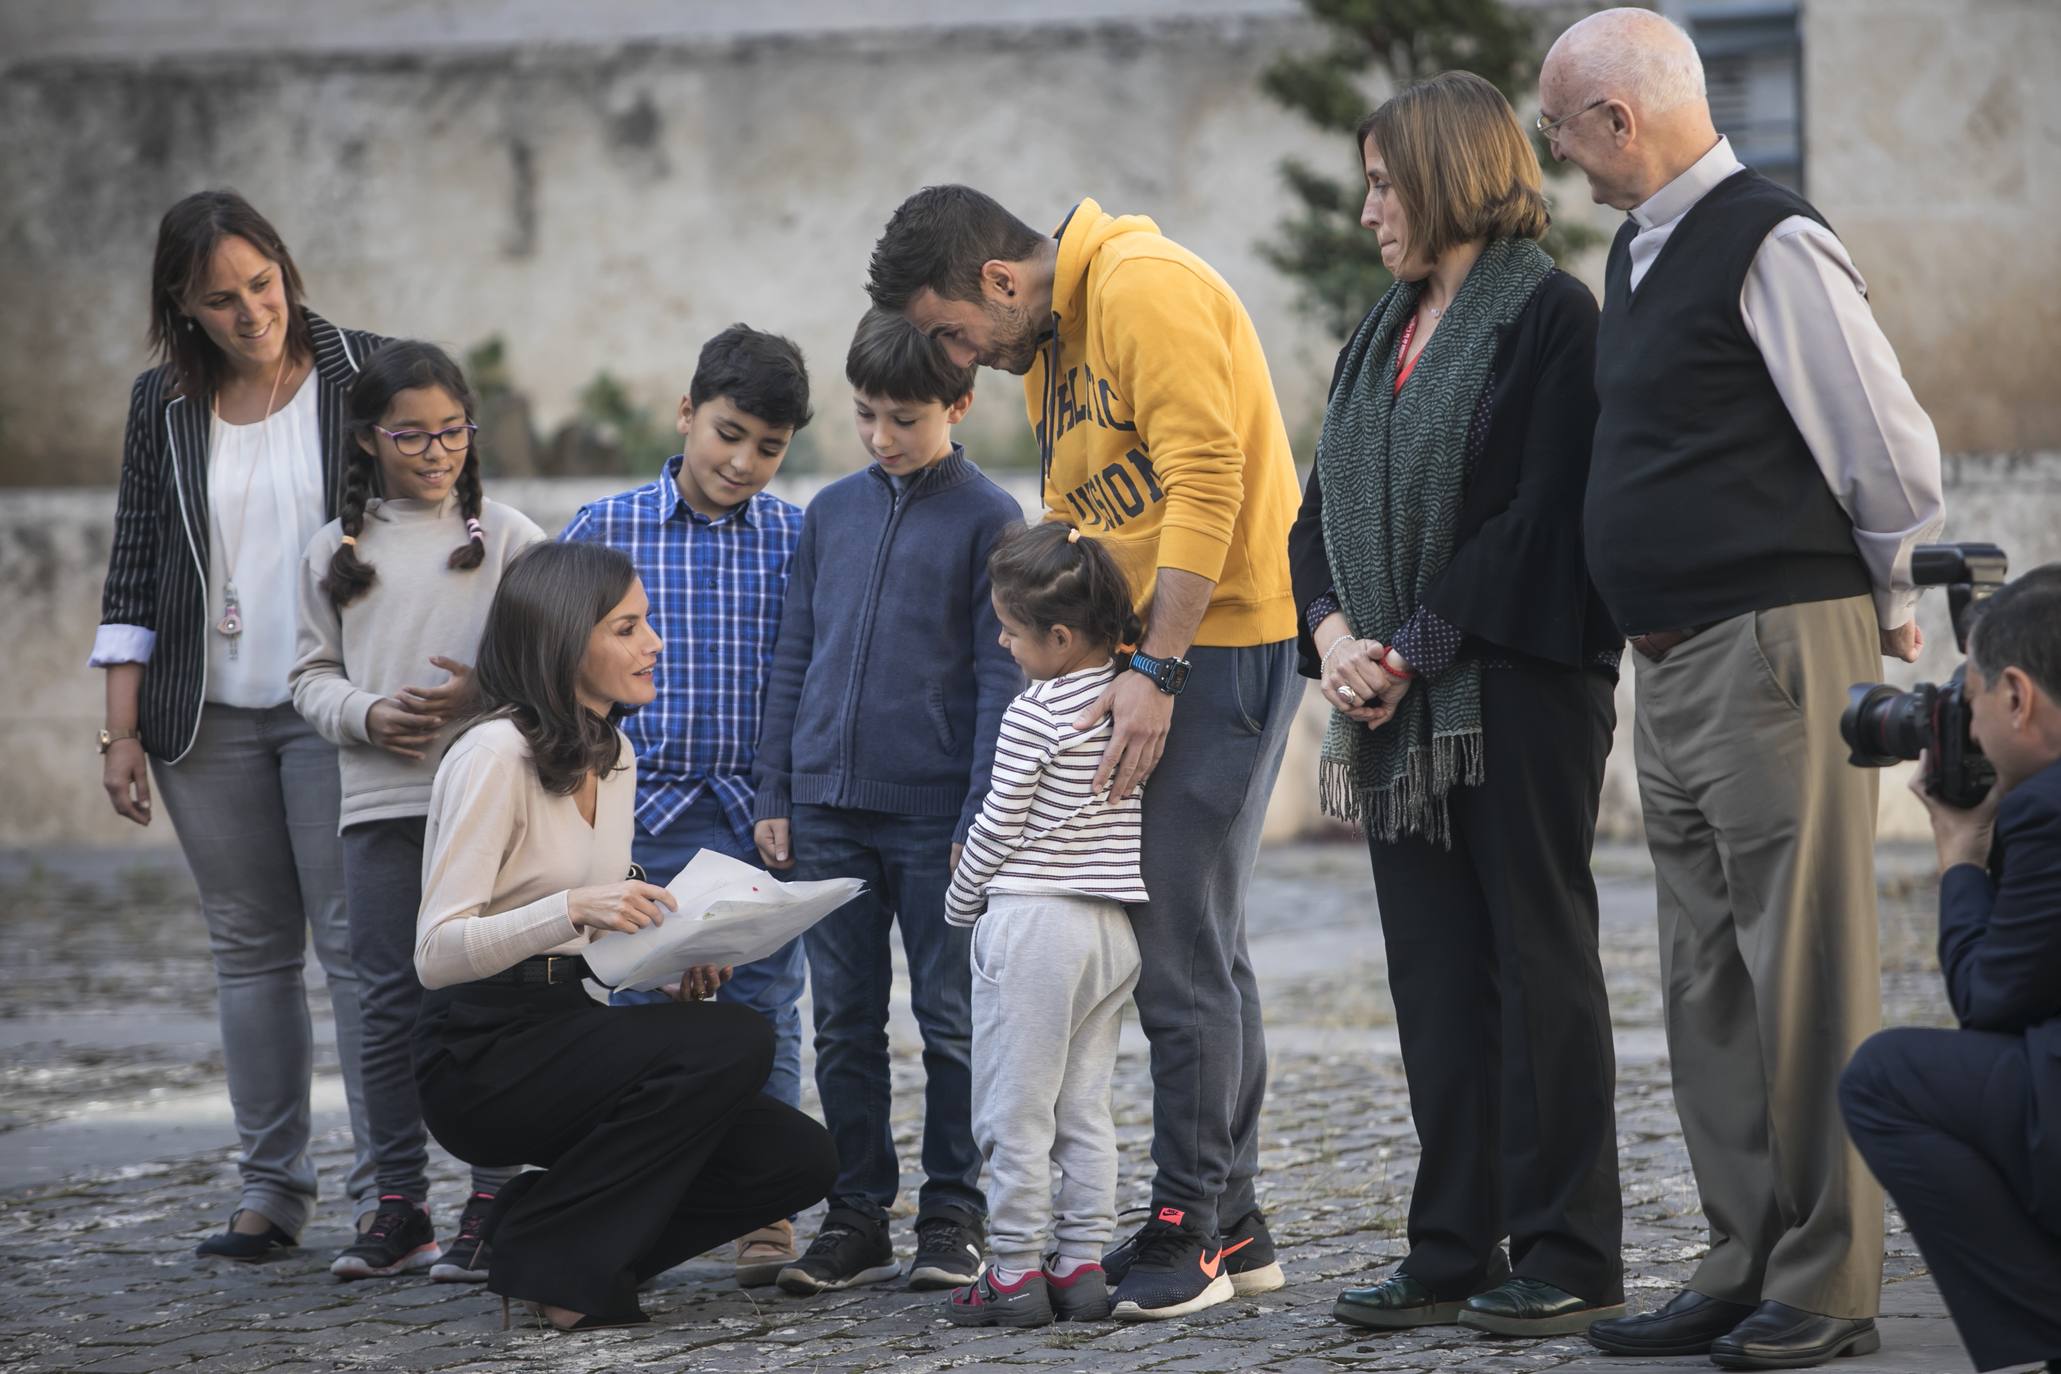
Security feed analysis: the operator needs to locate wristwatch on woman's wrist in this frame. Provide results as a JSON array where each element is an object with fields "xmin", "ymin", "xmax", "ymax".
[
  {"xmin": 1127, "ymin": 649, "xmax": 1191, "ymax": 696},
  {"xmin": 98, "ymin": 728, "xmax": 140, "ymax": 754}
]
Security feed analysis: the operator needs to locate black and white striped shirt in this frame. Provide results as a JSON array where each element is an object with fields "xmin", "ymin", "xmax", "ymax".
[
  {"xmin": 91, "ymin": 311, "xmax": 384, "ymax": 762},
  {"xmin": 945, "ymin": 661, "xmax": 1148, "ymax": 925}
]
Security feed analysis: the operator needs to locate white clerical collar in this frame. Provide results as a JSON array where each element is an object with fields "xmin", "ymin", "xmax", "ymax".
[{"xmin": 1631, "ymin": 136, "xmax": 1745, "ymax": 231}]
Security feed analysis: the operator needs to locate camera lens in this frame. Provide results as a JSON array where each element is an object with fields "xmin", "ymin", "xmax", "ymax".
[{"xmin": 1840, "ymin": 683, "xmax": 1934, "ymax": 766}]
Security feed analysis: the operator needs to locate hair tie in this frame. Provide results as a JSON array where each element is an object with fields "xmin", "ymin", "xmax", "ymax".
[
  {"xmin": 339, "ymin": 534, "xmax": 357, "ymax": 547},
  {"xmin": 465, "ymin": 517, "xmax": 485, "ymax": 543},
  {"xmin": 1065, "ymin": 527, "xmax": 1081, "ymax": 544}
]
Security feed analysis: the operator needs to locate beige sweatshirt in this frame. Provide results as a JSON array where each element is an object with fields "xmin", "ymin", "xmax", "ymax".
[
  {"xmin": 414, "ymin": 716, "xmax": 637, "ymax": 990},
  {"xmin": 292, "ymin": 495, "xmax": 545, "ymax": 830}
]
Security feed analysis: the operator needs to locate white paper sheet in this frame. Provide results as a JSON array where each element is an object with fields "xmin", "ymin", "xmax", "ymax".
[{"xmin": 581, "ymin": 850, "xmax": 863, "ymax": 992}]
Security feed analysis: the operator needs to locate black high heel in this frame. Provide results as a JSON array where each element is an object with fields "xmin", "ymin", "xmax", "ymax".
[{"xmin": 495, "ymin": 1293, "xmax": 646, "ymax": 1331}]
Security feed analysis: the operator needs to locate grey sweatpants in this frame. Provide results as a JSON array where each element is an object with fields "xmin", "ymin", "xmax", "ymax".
[
  {"xmin": 1130, "ymin": 639, "xmax": 1300, "ymax": 1235},
  {"xmin": 971, "ymin": 893, "xmax": 1142, "ymax": 1271}
]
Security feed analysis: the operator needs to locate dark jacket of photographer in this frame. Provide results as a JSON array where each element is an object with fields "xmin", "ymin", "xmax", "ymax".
[{"xmin": 1941, "ymin": 753, "xmax": 2061, "ymax": 1226}]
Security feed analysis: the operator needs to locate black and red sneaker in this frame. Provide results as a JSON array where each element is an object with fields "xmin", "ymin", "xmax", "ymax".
[
  {"xmin": 429, "ymin": 1191, "xmax": 497, "ymax": 1283},
  {"xmin": 1109, "ymin": 1206, "xmax": 1233, "ymax": 1321},
  {"xmin": 947, "ymin": 1268, "xmax": 1054, "ymax": 1328},
  {"xmin": 330, "ymin": 1195, "xmax": 437, "ymax": 1279},
  {"xmin": 1045, "ymin": 1262, "xmax": 1114, "ymax": 1321}
]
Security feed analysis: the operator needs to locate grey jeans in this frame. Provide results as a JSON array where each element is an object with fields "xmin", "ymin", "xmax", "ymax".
[
  {"xmin": 152, "ymin": 702, "xmax": 374, "ymax": 1234},
  {"xmin": 343, "ymin": 816, "xmax": 520, "ymax": 1207},
  {"xmin": 1130, "ymin": 639, "xmax": 1299, "ymax": 1236}
]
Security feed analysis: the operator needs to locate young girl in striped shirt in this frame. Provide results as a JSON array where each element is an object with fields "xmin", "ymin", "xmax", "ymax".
[{"xmin": 944, "ymin": 522, "xmax": 1147, "ymax": 1328}]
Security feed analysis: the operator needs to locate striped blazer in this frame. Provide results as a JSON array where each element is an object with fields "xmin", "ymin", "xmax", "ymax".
[{"xmin": 96, "ymin": 310, "xmax": 386, "ymax": 763}]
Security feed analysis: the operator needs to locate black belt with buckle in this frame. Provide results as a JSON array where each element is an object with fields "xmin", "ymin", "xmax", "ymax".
[{"xmin": 477, "ymin": 953, "xmax": 593, "ymax": 988}]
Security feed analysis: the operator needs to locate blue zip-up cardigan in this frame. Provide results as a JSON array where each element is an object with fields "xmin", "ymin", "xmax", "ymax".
[{"xmin": 754, "ymin": 447, "xmax": 1025, "ymax": 842}]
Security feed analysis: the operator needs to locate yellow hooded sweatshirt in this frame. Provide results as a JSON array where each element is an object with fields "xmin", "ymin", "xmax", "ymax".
[{"xmin": 1027, "ymin": 198, "xmax": 1299, "ymax": 648}]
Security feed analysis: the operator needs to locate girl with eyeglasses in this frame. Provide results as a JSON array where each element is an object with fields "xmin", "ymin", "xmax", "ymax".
[{"xmin": 289, "ymin": 339, "xmax": 546, "ymax": 1281}]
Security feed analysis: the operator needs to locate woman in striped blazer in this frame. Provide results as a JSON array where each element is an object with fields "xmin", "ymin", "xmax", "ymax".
[{"xmin": 91, "ymin": 189, "xmax": 385, "ymax": 1260}]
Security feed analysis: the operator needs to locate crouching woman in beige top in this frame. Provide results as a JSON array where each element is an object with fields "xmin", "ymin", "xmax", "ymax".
[{"xmin": 412, "ymin": 540, "xmax": 836, "ymax": 1330}]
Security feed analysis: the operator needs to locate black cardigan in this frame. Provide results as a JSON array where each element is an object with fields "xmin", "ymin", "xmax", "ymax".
[
  {"xmin": 1287, "ymin": 268, "xmax": 1622, "ymax": 679},
  {"xmin": 99, "ymin": 310, "xmax": 386, "ymax": 762}
]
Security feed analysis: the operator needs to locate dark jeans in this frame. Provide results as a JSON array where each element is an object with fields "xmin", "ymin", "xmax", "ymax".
[
  {"xmin": 417, "ymin": 985, "xmax": 835, "ymax": 1321},
  {"xmin": 790, "ymin": 803, "xmax": 982, "ymax": 1223},
  {"xmin": 342, "ymin": 816, "xmax": 521, "ymax": 1204},
  {"xmin": 1368, "ymin": 663, "xmax": 1624, "ymax": 1304},
  {"xmin": 1842, "ymin": 1027, "xmax": 2061, "ymax": 1372},
  {"xmin": 1130, "ymin": 639, "xmax": 1300, "ymax": 1236},
  {"xmin": 616, "ymin": 790, "xmax": 807, "ymax": 1109}
]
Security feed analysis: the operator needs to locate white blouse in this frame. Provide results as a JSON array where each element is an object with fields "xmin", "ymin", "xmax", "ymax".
[{"xmin": 204, "ymin": 370, "xmax": 326, "ymax": 708}]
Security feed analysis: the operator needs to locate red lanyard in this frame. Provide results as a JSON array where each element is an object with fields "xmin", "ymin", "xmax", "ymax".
[{"xmin": 1394, "ymin": 312, "xmax": 1422, "ymax": 393}]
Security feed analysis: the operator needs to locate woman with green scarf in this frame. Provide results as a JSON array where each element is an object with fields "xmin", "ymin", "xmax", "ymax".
[{"xmin": 1286, "ymin": 72, "xmax": 1626, "ymax": 1339}]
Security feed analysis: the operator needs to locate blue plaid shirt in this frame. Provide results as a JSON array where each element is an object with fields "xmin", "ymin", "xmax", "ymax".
[{"xmin": 562, "ymin": 456, "xmax": 803, "ymax": 842}]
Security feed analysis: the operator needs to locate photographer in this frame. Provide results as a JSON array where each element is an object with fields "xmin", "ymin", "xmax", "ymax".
[{"xmin": 1839, "ymin": 564, "xmax": 2061, "ymax": 1374}]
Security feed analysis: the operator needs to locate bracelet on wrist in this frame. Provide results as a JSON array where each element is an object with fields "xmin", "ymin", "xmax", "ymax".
[{"xmin": 1382, "ymin": 649, "xmax": 1415, "ymax": 681}]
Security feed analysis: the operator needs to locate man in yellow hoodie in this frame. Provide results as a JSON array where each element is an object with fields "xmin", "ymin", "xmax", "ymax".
[{"xmin": 869, "ymin": 185, "xmax": 1302, "ymax": 1321}]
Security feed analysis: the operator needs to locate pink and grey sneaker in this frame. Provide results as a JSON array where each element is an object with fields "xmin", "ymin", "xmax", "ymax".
[
  {"xmin": 947, "ymin": 1267, "xmax": 1056, "ymax": 1328},
  {"xmin": 429, "ymin": 1191, "xmax": 497, "ymax": 1283},
  {"xmin": 1044, "ymin": 1261, "xmax": 1114, "ymax": 1321},
  {"xmin": 330, "ymin": 1195, "xmax": 438, "ymax": 1279}
]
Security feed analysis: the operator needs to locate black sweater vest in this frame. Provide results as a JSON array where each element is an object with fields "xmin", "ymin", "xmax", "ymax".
[{"xmin": 1585, "ymin": 169, "xmax": 1869, "ymax": 633}]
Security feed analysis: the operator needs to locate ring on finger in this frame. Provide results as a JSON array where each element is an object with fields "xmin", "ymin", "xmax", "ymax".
[{"xmin": 1337, "ymin": 683, "xmax": 1357, "ymax": 700}]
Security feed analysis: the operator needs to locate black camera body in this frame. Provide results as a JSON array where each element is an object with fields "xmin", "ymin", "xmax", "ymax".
[{"xmin": 1840, "ymin": 542, "xmax": 2007, "ymax": 808}]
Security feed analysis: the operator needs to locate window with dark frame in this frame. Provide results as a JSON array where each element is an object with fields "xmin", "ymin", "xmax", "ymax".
[{"xmin": 1687, "ymin": 2, "xmax": 1804, "ymax": 192}]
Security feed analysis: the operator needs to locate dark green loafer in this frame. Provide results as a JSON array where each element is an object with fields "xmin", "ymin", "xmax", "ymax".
[
  {"xmin": 1458, "ymin": 1276, "xmax": 1626, "ymax": 1337},
  {"xmin": 1334, "ymin": 1272, "xmax": 1465, "ymax": 1329}
]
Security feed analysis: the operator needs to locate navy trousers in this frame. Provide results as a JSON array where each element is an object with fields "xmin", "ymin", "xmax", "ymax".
[{"xmin": 1841, "ymin": 1026, "xmax": 2061, "ymax": 1372}]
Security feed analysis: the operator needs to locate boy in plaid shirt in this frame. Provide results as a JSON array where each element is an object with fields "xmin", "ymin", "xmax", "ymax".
[{"xmin": 561, "ymin": 325, "xmax": 812, "ymax": 1285}]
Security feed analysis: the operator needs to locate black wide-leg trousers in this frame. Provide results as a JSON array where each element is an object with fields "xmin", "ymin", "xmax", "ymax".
[
  {"xmin": 417, "ymin": 982, "xmax": 837, "ymax": 1321},
  {"xmin": 1367, "ymin": 661, "xmax": 1624, "ymax": 1304}
]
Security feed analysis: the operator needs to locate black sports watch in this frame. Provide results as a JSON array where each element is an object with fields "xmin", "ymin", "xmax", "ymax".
[{"xmin": 1127, "ymin": 649, "xmax": 1191, "ymax": 696}]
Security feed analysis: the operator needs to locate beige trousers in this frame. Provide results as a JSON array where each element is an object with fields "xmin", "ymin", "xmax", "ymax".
[{"xmin": 1632, "ymin": 594, "xmax": 1884, "ymax": 1319}]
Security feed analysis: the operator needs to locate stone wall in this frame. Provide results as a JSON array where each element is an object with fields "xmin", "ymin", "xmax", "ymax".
[
  {"xmin": 0, "ymin": 9, "xmax": 1366, "ymax": 486},
  {"xmin": 12, "ymin": 453, "xmax": 2059, "ymax": 852}
]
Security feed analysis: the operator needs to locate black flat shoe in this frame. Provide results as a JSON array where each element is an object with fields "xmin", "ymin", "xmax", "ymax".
[
  {"xmin": 1334, "ymin": 1272, "xmax": 1467, "ymax": 1329},
  {"xmin": 195, "ymin": 1210, "xmax": 297, "ymax": 1261},
  {"xmin": 1459, "ymin": 1276, "xmax": 1626, "ymax": 1337},
  {"xmin": 1588, "ymin": 1289, "xmax": 1758, "ymax": 1356},
  {"xmin": 1709, "ymin": 1300, "xmax": 1879, "ymax": 1370}
]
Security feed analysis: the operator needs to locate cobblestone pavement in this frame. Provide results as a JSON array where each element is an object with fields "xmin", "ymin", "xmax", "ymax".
[{"xmin": 0, "ymin": 842, "xmax": 1998, "ymax": 1373}]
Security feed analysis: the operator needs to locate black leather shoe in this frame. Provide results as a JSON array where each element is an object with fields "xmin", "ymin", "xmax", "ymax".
[
  {"xmin": 1334, "ymin": 1272, "xmax": 1467, "ymax": 1329},
  {"xmin": 1459, "ymin": 1276, "xmax": 1626, "ymax": 1337},
  {"xmin": 1588, "ymin": 1289, "xmax": 1758, "ymax": 1356},
  {"xmin": 1709, "ymin": 1300, "xmax": 1880, "ymax": 1370},
  {"xmin": 194, "ymin": 1209, "xmax": 297, "ymax": 1262}
]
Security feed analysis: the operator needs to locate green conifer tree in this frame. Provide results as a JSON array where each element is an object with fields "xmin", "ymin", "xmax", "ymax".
[{"xmin": 1260, "ymin": 0, "xmax": 1601, "ymax": 338}]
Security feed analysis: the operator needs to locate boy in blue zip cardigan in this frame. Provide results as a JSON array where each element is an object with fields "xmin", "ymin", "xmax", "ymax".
[{"xmin": 755, "ymin": 308, "xmax": 1024, "ymax": 1295}]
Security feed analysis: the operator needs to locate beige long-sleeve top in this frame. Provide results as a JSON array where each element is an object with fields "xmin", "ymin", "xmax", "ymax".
[
  {"xmin": 415, "ymin": 716, "xmax": 635, "ymax": 990},
  {"xmin": 292, "ymin": 495, "xmax": 546, "ymax": 831}
]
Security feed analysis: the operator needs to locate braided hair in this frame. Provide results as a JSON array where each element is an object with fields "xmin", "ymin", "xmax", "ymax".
[
  {"xmin": 323, "ymin": 340, "xmax": 487, "ymax": 608},
  {"xmin": 986, "ymin": 522, "xmax": 1142, "ymax": 663}
]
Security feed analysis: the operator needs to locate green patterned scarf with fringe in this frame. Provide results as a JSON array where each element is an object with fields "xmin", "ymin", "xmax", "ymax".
[{"xmin": 1316, "ymin": 236, "xmax": 1554, "ymax": 843}]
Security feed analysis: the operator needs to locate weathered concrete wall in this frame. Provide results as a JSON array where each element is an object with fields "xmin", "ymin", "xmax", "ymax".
[
  {"xmin": 12, "ymin": 452, "xmax": 2058, "ymax": 852},
  {"xmin": 1802, "ymin": 0, "xmax": 2061, "ymax": 451},
  {"xmin": 0, "ymin": 12, "xmax": 1365, "ymax": 485}
]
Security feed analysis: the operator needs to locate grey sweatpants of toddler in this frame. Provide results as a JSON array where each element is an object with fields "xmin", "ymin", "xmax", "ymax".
[{"xmin": 970, "ymin": 892, "xmax": 1143, "ymax": 1272}]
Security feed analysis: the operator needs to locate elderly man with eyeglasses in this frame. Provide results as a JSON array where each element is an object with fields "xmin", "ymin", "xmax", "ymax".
[{"xmin": 1536, "ymin": 8, "xmax": 1946, "ymax": 1371}]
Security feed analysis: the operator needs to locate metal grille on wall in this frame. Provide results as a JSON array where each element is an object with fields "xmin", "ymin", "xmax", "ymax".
[{"xmin": 1686, "ymin": 1, "xmax": 1804, "ymax": 192}]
